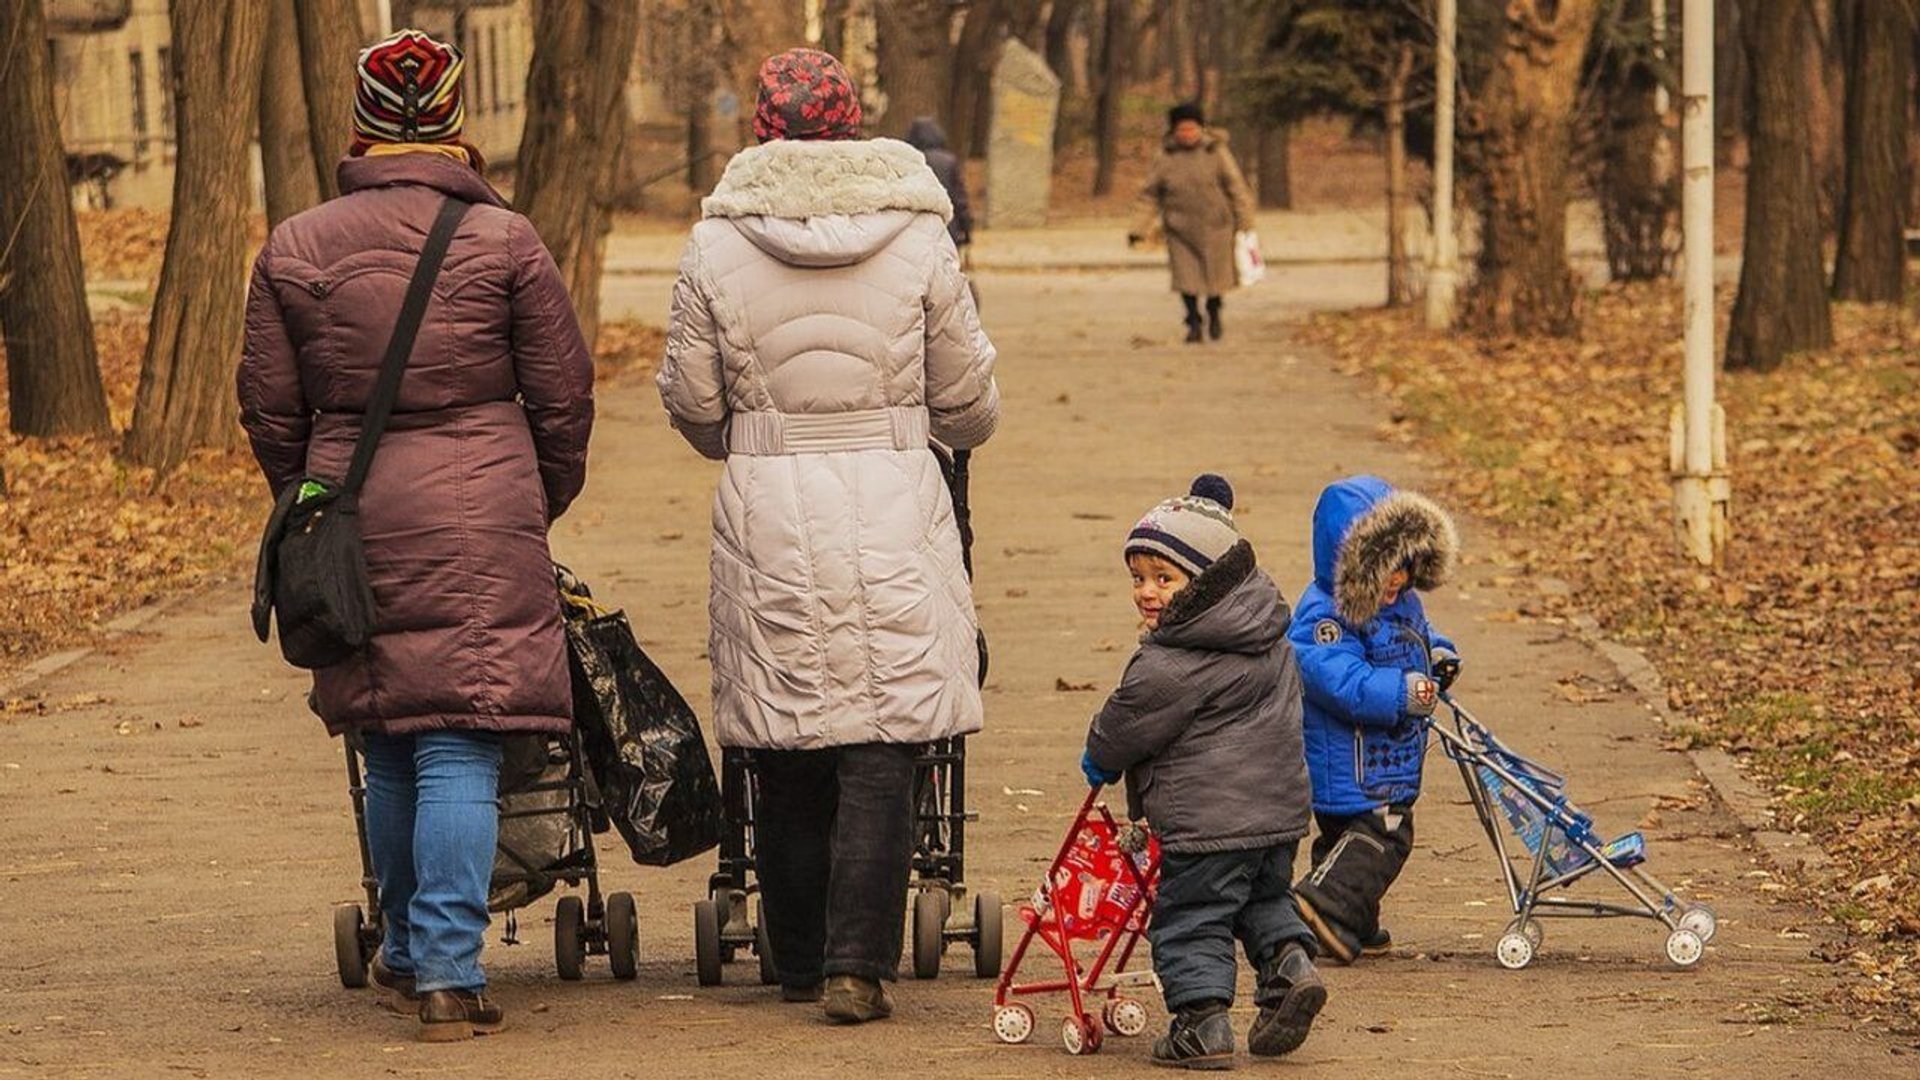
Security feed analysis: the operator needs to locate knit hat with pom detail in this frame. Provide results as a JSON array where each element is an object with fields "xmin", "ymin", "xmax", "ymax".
[{"xmin": 1125, "ymin": 474, "xmax": 1241, "ymax": 579}]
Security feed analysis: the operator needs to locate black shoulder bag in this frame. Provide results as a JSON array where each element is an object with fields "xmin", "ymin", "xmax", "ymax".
[{"xmin": 251, "ymin": 197, "xmax": 471, "ymax": 669}]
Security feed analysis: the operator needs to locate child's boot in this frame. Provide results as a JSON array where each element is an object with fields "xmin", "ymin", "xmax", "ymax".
[
  {"xmin": 1248, "ymin": 942, "xmax": 1326, "ymax": 1057},
  {"xmin": 1151, "ymin": 1001, "xmax": 1235, "ymax": 1070},
  {"xmin": 1360, "ymin": 926, "xmax": 1393, "ymax": 957},
  {"xmin": 1292, "ymin": 883, "xmax": 1361, "ymax": 964}
]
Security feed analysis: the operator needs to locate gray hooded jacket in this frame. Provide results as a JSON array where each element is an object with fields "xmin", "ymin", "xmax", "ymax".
[{"xmin": 1086, "ymin": 541, "xmax": 1313, "ymax": 853}]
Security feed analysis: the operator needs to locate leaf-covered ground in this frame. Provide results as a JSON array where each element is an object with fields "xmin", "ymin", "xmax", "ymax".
[
  {"xmin": 1298, "ymin": 286, "xmax": 1920, "ymax": 1024},
  {"xmin": 1, "ymin": 213, "xmax": 664, "ymax": 680}
]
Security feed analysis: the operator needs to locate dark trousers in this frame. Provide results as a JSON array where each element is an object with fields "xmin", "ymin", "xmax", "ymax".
[
  {"xmin": 754, "ymin": 742, "xmax": 919, "ymax": 986},
  {"xmin": 1297, "ymin": 805, "xmax": 1416, "ymax": 943},
  {"xmin": 1148, "ymin": 842, "xmax": 1313, "ymax": 1012},
  {"xmin": 1180, "ymin": 293, "xmax": 1223, "ymax": 323}
]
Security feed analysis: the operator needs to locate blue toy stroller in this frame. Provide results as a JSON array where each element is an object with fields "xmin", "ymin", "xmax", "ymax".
[{"xmin": 1430, "ymin": 697, "xmax": 1719, "ymax": 969}]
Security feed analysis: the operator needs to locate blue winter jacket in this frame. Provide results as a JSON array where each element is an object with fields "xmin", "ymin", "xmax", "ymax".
[{"xmin": 1291, "ymin": 476, "xmax": 1457, "ymax": 815}]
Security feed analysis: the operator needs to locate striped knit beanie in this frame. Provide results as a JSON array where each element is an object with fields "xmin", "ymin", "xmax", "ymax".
[
  {"xmin": 1125, "ymin": 475, "xmax": 1240, "ymax": 579},
  {"xmin": 352, "ymin": 29, "xmax": 466, "ymax": 151},
  {"xmin": 753, "ymin": 48, "xmax": 863, "ymax": 142}
]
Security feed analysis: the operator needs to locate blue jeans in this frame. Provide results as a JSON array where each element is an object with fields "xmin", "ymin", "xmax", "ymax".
[{"xmin": 360, "ymin": 730, "xmax": 502, "ymax": 994}]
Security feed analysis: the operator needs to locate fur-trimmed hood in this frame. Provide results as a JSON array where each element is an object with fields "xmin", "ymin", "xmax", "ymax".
[
  {"xmin": 701, "ymin": 139, "xmax": 953, "ymax": 268},
  {"xmin": 1151, "ymin": 541, "xmax": 1287, "ymax": 655},
  {"xmin": 1311, "ymin": 476, "xmax": 1458, "ymax": 628},
  {"xmin": 704, "ymin": 138, "xmax": 953, "ymax": 222}
]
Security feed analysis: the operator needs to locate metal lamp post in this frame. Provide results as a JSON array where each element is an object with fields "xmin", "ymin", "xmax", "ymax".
[{"xmin": 1669, "ymin": 0, "xmax": 1729, "ymax": 566}]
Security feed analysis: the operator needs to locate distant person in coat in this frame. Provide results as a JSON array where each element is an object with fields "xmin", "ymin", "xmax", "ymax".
[
  {"xmin": 1129, "ymin": 102, "xmax": 1257, "ymax": 344},
  {"xmin": 905, "ymin": 116, "xmax": 974, "ymax": 251},
  {"xmin": 657, "ymin": 48, "xmax": 1000, "ymax": 1024},
  {"xmin": 238, "ymin": 28, "xmax": 594, "ymax": 1043}
]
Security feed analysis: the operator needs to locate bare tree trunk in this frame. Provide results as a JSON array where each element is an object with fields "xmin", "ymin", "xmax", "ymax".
[
  {"xmin": 1045, "ymin": 0, "xmax": 1083, "ymax": 93},
  {"xmin": 1257, "ymin": 123, "xmax": 1291, "ymax": 210},
  {"xmin": 1713, "ymin": 0, "xmax": 1745, "ymax": 164},
  {"xmin": 1831, "ymin": 0, "xmax": 1914, "ymax": 303},
  {"xmin": 1726, "ymin": 0, "xmax": 1832, "ymax": 371},
  {"xmin": 260, "ymin": 0, "xmax": 322, "ymax": 228},
  {"xmin": 687, "ymin": 0, "xmax": 719, "ymax": 195},
  {"xmin": 1464, "ymin": 0, "xmax": 1603, "ymax": 338},
  {"xmin": 949, "ymin": 0, "xmax": 1007, "ymax": 161},
  {"xmin": 125, "ymin": 0, "xmax": 269, "ymax": 469},
  {"xmin": 1091, "ymin": 0, "xmax": 1133, "ymax": 197},
  {"xmin": 294, "ymin": 0, "xmax": 364, "ymax": 199},
  {"xmin": 874, "ymin": 0, "xmax": 954, "ymax": 138},
  {"xmin": 516, "ymin": 0, "xmax": 640, "ymax": 350},
  {"xmin": 820, "ymin": 0, "xmax": 849, "ymax": 56},
  {"xmin": 1595, "ymin": 0, "xmax": 1676, "ymax": 282},
  {"xmin": 1385, "ymin": 43, "xmax": 1414, "ymax": 308},
  {"xmin": 0, "ymin": 0, "xmax": 111, "ymax": 437}
]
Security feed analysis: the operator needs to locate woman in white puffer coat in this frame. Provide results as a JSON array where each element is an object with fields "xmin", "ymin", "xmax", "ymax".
[{"xmin": 656, "ymin": 48, "xmax": 999, "ymax": 1023}]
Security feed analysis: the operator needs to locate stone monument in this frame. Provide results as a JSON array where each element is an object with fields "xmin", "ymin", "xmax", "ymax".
[{"xmin": 986, "ymin": 40, "xmax": 1061, "ymax": 229}]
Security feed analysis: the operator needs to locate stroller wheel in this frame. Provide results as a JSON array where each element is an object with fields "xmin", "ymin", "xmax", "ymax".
[
  {"xmin": 693, "ymin": 899, "xmax": 724, "ymax": 987},
  {"xmin": 912, "ymin": 891, "xmax": 946, "ymax": 980},
  {"xmin": 1518, "ymin": 918, "xmax": 1544, "ymax": 950},
  {"xmin": 1102, "ymin": 997, "xmax": 1150, "ymax": 1038},
  {"xmin": 332, "ymin": 904, "xmax": 370, "ymax": 989},
  {"xmin": 554, "ymin": 895, "xmax": 587, "ymax": 981},
  {"xmin": 754, "ymin": 901, "xmax": 777, "ymax": 986},
  {"xmin": 972, "ymin": 892, "xmax": 1004, "ymax": 979},
  {"xmin": 1678, "ymin": 903, "xmax": 1718, "ymax": 944},
  {"xmin": 993, "ymin": 1003, "xmax": 1035, "ymax": 1044},
  {"xmin": 1665, "ymin": 927, "xmax": 1705, "ymax": 968},
  {"xmin": 1061, "ymin": 1015, "xmax": 1102, "ymax": 1055},
  {"xmin": 1495, "ymin": 930, "xmax": 1535, "ymax": 970},
  {"xmin": 606, "ymin": 892, "xmax": 639, "ymax": 981}
]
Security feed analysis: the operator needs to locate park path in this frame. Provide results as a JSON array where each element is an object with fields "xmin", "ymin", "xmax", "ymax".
[{"xmin": 1, "ymin": 257, "xmax": 1906, "ymax": 1078}]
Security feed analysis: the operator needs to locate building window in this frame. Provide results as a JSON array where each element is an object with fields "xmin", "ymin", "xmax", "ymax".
[
  {"xmin": 129, "ymin": 50, "xmax": 148, "ymax": 160},
  {"xmin": 156, "ymin": 46, "xmax": 175, "ymax": 154}
]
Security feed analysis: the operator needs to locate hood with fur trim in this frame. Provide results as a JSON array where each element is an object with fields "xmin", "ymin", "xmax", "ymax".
[
  {"xmin": 1311, "ymin": 476, "xmax": 1458, "ymax": 627},
  {"xmin": 702, "ymin": 138, "xmax": 953, "ymax": 268}
]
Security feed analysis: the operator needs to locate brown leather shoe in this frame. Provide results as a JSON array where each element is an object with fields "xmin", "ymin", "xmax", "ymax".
[
  {"xmin": 370, "ymin": 954, "xmax": 416, "ymax": 1015},
  {"xmin": 417, "ymin": 989, "xmax": 505, "ymax": 1042},
  {"xmin": 821, "ymin": 975, "xmax": 893, "ymax": 1024}
]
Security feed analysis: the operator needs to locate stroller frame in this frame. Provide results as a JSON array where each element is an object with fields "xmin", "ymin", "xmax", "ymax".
[
  {"xmin": 331, "ymin": 726, "xmax": 641, "ymax": 988},
  {"xmin": 691, "ymin": 736, "xmax": 1004, "ymax": 985},
  {"xmin": 1430, "ymin": 697, "xmax": 1718, "ymax": 969},
  {"xmin": 992, "ymin": 790, "xmax": 1160, "ymax": 1056}
]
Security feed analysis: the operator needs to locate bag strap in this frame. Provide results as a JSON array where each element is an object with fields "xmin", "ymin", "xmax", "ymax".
[{"xmin": 342, "ymin": 197, "xmax": 472, "ymax": 496}]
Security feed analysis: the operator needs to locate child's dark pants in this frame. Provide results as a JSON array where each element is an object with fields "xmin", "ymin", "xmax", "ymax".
[
  {"xmin": 754, "ymin": 743, "xmax": 920, "ymax": 987},
  {"xmin": 1296, "ymin": 805, "xmax": 1416, "ymax": 945},
  {"xmin": 1149, "ymin": 841, "xmax": 1315, "ymax": 1011}
]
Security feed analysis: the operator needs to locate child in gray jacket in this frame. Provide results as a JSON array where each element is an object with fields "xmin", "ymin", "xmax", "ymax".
[{"xmin": 1081, "ymin": 475, "xmax": 1325, "ymax": 1070}]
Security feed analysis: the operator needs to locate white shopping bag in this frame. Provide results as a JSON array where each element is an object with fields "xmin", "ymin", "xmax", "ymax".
[{"xmin": 1234, "ymin": 230, "xmax": 1266, "ymax": 287}]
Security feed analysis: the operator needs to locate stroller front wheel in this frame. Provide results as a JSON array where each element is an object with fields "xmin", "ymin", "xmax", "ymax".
[
  {"xmin": 333, "ymin": 904, "xmax": 371, "ymax": 989},
  {"xmin": 973, "ymin": 892, "xmax": 1004, "ymax": 979},
  {"xmin": 693, "ymin": 899, "xmax": 724, "ymax": 986},
  {"xmin": 554, "ymin": 895, "xmax": 587, "ymax": 980},
  {"xmin": 1061, "ymin": 1015, "xmax": 1103, "ymax": 1055},
  {"xmin": 1678, "ymin": 903, "xmax": 1718, "ymax": 943},
  {"xmin": 912, "ymin": 890, "xmax": 946, "ymax": 979},
  {"xmin": 1665, "ymin": 927, "xmax": 1705, "ymax": 968},
  {"xmin": 1495, "ymin": 930, "xmax": 1535, "ymax": 970},
  {"xmin": 606, "ymin": 892, "xmax": 639, "ymax": 980},
  {"xmin": 993, "ymin": 1003, "xmax": 1035, "ymax": 1044}
]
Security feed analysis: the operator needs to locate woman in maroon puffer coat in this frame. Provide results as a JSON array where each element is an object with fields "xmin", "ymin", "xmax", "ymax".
[{"xmin": 238, "ymin": 29, "xmax": 593, "ymax": 1042}]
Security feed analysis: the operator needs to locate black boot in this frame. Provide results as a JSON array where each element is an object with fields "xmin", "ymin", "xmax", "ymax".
[
  {"xmin": 1293, "ymin": 883, "xmax": 1360, "ymax": 964},
  {"xmin": 1361, "ymin": 926, "xmax": 1392, "ymax": 957},
  {"xmin": 1206, "ymin": 297, "xmax": 1223, "ymax": 340},
  {"xmin": 1182, "ymin": 294, "xmax": 1205, "ymax": 344},
  {"xmin": 1184, "ymin": 318, "xmax": 1205, "ymax": 344},
  {"xmin": 1248, "ymin": 942, "xmax": 1326, "ymax": 1057},
  {"xmin": 1151, "ymin": 1001, "xmax": 1235, "ymax": 1070}
]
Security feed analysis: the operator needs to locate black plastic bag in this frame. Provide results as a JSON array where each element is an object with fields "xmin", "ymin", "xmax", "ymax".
[{"xmin": 558, "ymin": 569, "xmax": 722, "ymax": 867}]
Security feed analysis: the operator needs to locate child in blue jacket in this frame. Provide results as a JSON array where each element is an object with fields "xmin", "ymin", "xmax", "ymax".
[{"xmin": 1289, "ymin": 476, "xmax": 1460, "ymax": 964}]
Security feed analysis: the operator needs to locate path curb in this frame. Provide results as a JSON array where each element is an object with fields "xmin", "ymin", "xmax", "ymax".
[
  {"xmin": 0, "ymin": 579, "xmax": 228, "ymax": 703},
  {"xmin": 1546, "ymin": 582, "xmax": 1832, "ymax": 877}
]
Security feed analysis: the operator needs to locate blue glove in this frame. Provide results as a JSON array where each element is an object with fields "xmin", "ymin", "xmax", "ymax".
[{"xmin": 1081, "ymin": 750, "xmax": 1122, "ymax": 788}]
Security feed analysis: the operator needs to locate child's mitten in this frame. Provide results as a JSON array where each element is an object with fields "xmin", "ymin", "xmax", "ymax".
[
  {"xmin": 1404, "ymin": 672, "xmax": 1439, "ymax": 716},
  {"xmin": 1081, "ymin": 749, "xmax": 1123, "ymax": 788},
  {"xmin": 1432, "ymin": 646, "xmax": 1462, "ymax": 691}
]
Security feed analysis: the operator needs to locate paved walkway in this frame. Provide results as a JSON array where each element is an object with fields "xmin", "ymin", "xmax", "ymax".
[{"xmin": 2, "ymin": 261, "xmax": 1904, "ymax": 1078}]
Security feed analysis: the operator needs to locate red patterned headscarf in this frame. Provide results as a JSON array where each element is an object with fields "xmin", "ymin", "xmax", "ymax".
[
  {"xmin": 352, "ymin": 29, "xmax": 466, "ymax": 153},
  {"xmin": 753, "ymin": 48, "xmax": 863, "ymax": 143}
]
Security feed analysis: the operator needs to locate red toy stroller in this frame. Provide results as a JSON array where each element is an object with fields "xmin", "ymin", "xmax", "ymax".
[{"xmin": 992, "ymin": 790, "xmax": 1162, "ymax": 1055}]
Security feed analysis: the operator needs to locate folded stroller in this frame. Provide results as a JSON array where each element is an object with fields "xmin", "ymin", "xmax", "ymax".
[
  {"xmin": 992, "ymin": 790, "xmax": 1161, "ymax": 1056},
  {"xmin": 1431, "ymin": 696, "xmax": 1719, "ymax": 969}
]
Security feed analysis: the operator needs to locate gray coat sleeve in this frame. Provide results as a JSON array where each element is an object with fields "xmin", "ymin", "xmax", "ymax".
[
  {"xmin": 1085, "ymin": 649, "xmax": 1195, "ymax": 773},
  {"xmin": 924, "ymin": 228, "xmax": 1000, "ymax": 449}
]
